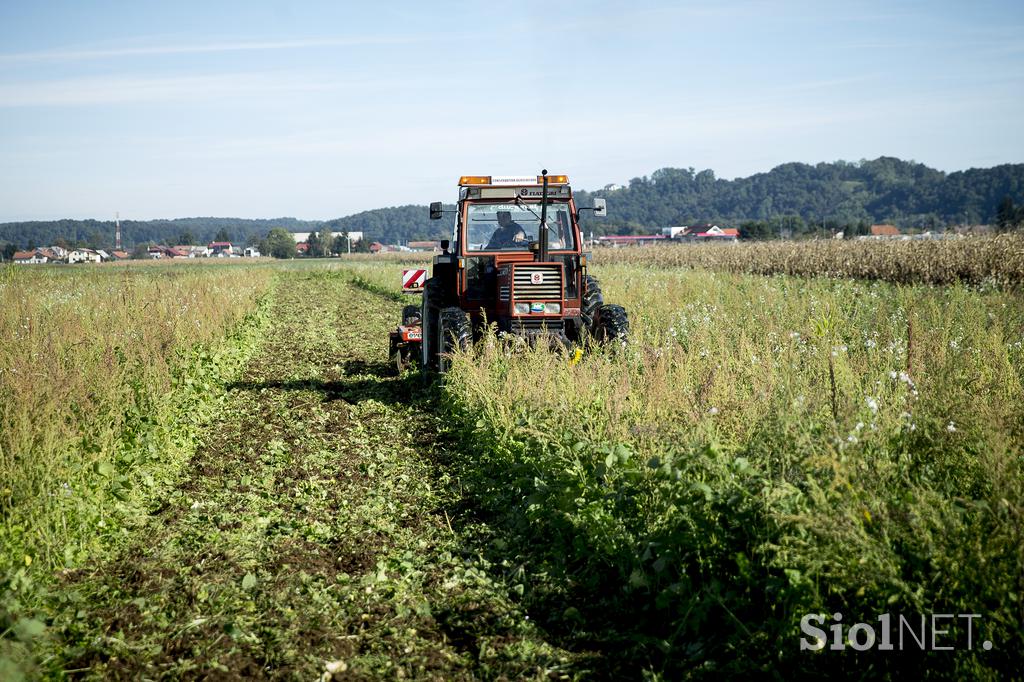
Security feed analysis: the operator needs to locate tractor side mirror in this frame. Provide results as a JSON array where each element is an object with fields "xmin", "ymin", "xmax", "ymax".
[
  {"xmin": 430, "ymin": 202, "xmax": 443, "ymax": 220},
  {"xmin": 593, "ymin": 198, "xmax": 607, "ymax": 218},
  {"xmin": 440, "ymin": 239, "xmax": 450, "ymax": 252}
]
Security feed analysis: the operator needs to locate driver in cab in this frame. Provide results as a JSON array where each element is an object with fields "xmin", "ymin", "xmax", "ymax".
[{"xmin": 486, "ymin": 211, "xmax": 527, "ymax": 249}]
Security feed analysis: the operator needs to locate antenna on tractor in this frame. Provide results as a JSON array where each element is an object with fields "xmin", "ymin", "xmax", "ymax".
[{"xmin": 537, "ymin": 169, "xmax": 549, "ymax": 262}]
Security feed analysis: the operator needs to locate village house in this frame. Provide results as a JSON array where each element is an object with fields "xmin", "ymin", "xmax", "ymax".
[
  {"xmin": 869, "ymin": 224, "xmax": 901, "ymax": 238},
  {"xmin": 174, "ymin": 245, "xmax": 210, "ymax": 258},
  {"xmin": 148, "ymin": 245, "xmax": 187, "ymax": 259},
  {"xmin": 67, "ymin": 248, "xmax": 101, "ymax": 264},
  {"xmin": 13, "ymin": 249, "xmax": 49, "ymax": 264},
  {"xmin": 657, "ymin": 224, "xmax": 739, "ymax": 241},
  {"xmin": 208, "ymin": 241, "xmax": 233, "ymax": 257},
  {"xmin": 596, "ymin": 234, "xmax": 668, "ymax": 247},
  {"xmin": 687, "ymin": 225, "xmax": 739, "ymax": 241}
]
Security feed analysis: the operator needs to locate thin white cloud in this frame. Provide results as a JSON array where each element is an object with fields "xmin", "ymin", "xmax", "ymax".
[
  {"xmin": 0, "ymin": 72, "xmax": 341, "ymax": 107},
  {"xmin": 0, "ymin": 36, "xmax": 419, "ymax": 64},
  {"xmin": 775, "ymin": 75, "xmax": 878, "ymax": 93},
  {"xmin": 0, "ymin": 67, "xmax": 463, "ymax": 107}
]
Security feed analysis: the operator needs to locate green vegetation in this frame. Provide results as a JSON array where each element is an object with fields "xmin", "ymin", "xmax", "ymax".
[
  {"xmin": 264, "ymin": 227, "xmax": 298, "ymax": 259},
  {"xmin": 2, "ymin": 258, "xmax": 1021, "ymax": 679},
  {"xmin": 438, "ymin": 264, "xmax": 1024, "ymax": 677},
  {"xmin": 0, "ymin": 263, "xmax": 273, "ymax": 571}
]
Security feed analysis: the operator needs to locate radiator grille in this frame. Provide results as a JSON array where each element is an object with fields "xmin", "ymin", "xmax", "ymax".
[
  {"xmin": 511, "ymin": 319, "xmax": 564, "ymax": 332},
  {"xmin": 513, "ymin": 264, "xmax": 562, "ymax": 300}
]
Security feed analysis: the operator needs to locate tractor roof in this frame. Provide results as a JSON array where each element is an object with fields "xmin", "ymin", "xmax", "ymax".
[{"xmin": 458, "ymin": 175, "xmax": 569, "ymax": 187}]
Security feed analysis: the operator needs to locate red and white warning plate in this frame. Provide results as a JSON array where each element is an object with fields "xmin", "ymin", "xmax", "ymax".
[{"xmin": 402, "ymin": 269, "xmax": 427, "ymax": 290}]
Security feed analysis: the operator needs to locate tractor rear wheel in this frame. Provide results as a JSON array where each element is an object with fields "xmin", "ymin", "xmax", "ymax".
[
  {"xmin": 596, "ymin": 304, "xmax": 629, "ymax": 345},
  {"xmin": 437, "ymin": 307, "xmax": 471, "ymax": 374},
  {"xmin": 421, "ymin": 278, "xmax": 443, "ymax": 370}
]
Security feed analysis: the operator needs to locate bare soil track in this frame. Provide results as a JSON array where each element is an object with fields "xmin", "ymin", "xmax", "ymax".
[{"xmin": 51, "ymin": 271, "xmax": 580, "ymax": 680}]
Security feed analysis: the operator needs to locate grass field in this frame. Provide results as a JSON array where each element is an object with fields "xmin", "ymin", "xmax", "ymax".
[{"xmin": 1, "ymin": 255, "xmax": 1021, "ymax": 679}]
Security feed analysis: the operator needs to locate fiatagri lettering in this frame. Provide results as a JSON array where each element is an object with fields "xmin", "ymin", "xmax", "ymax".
[{"xmin": 800, "ymin": 612, "xmax": 992, "ymax": 652}]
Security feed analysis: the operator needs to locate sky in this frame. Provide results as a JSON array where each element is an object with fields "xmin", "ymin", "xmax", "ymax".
[{"xmin": 0, "ymin": 0, "xmax": 1022, "ymax": 222}]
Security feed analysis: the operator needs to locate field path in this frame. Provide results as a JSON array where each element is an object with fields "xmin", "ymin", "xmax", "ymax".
[{"xmin": 54, "ymin": 270, "xmax": 577, "ymax": 680}]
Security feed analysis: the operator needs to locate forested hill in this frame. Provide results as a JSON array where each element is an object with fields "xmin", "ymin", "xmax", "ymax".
[
  {"xmin": 573, "ymin": 157, "xmax": 1024, "ymax": 233},
  {"xmin": 323, "ymin": 205, "xmax": 452, "ymax": 246},
  {"xmin": 2, "ymin": 158, "xmax": 1022, "ymax": 248}
]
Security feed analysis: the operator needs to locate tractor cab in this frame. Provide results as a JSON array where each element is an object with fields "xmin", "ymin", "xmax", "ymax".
[{"xmin": 429, "ymin": 173, "xmax": 604, "ymax": 338}]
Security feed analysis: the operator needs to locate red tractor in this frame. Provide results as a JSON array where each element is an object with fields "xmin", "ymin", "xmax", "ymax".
[{"xmin": 390, "ymin": 171, "xmax": 628, "ymax": 373}]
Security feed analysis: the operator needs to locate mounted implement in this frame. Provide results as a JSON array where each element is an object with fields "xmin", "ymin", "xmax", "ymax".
[
  {"xmin": 388, "ymin": 268, "xmax": 426, "ymax": 371},
  {"xmin": 391, "ymin": 171, "xmax": 629, "ymax": 373}
]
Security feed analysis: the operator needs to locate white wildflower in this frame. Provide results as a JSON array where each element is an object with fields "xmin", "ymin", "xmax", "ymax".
[{"xmin": 865, "ymin": 397, "xmax": 879, "ymax": 413}]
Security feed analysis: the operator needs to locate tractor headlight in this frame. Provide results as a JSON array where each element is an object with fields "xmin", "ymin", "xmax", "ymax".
[
  {"xmin": 514, "ymin": 303, "xmax": 531, "ymax": 315},
  {"xmin": 544, "ymin": 302, "xmax": 561, "ymax": 315}
]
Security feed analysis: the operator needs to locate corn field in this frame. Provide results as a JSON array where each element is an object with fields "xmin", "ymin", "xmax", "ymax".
[{"xmin": 592, "ymin": 234, "xmax": 1024, "ymax": 286}]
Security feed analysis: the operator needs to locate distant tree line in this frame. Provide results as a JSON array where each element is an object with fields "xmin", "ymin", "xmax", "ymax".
[
  {"xmin": 2, "ymin": 158, "xmax": 1022, "ymax": 252},
  {"xmin": 322, "ymin": 204, "xmax": 455, "ymax": 246},
  {"xmin": 0, "ymin": 217, "xmax": 320, "ymax": 252}
]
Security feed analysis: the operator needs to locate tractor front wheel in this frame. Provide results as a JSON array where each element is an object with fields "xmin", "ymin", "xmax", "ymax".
[
  {"xmin": 580, "ymin": 275, "xmax": 604, "ymax": 341},
  {"xmin": 596, "ymin": 304, "xmax": 629, "ymax": 346}
]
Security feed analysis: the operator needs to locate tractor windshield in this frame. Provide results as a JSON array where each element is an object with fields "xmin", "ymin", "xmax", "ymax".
[{"xmin": 465, "ymin": 202, "xmax": 576, "ymax": 252}]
